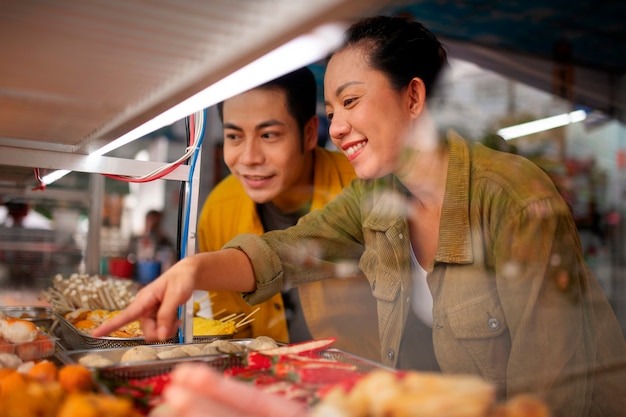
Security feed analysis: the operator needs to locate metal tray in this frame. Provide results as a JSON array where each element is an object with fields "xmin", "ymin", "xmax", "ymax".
[
  {"xmin": 88, "ymin": 345, "xmax": 392, "ymax": 383},
  {"xmin": 0, "ymin": 305, "xmax": 54, "ymax": 330},
  {"xmin": 54, "ymin": 312, "xmax": 177, "ymax": 350},
  {"xmin": 54, "ymin": 311, "xmax": 236, "ymax": 350},
  {"xmin": 57, "ymin": 340, "xmax": 255, "ymax": 380}
]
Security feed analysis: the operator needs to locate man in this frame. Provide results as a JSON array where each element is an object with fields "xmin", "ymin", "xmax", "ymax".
[{"xmin": 197, "ymin": 67, "xmax": 380, "ymax": 360}]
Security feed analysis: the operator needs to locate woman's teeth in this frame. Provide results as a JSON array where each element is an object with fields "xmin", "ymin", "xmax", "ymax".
[{"xmin": 346, "ymin": 142, "xmax": 366, "ymax": 156}]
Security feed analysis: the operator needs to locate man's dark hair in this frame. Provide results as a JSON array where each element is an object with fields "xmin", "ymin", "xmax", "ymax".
[{"xmin": 217, "ymin": 67, "xmax": 317, "ymax": 136}]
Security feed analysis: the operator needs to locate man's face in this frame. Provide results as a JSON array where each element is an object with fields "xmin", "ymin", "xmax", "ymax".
[{"xmin": 222, "ymin": 88, "xmax": 317, "ymax": 212}]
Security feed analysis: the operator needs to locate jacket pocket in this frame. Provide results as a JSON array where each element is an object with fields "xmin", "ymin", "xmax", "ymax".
[{"xmin": 445, "ymin": 288, "xmax": 510, "ymax": 389}]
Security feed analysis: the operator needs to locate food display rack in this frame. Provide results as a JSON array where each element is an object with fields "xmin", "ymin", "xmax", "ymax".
[{"xmin": 0, "ymin": 0, "xmax": 388, "ymax": 342}]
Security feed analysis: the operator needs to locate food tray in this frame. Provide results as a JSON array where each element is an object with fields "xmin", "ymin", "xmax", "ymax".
[
  {"xmin": 1, "ymin": 333, "xmax": 58, "ymax": 361},
  {"xmin": 0, "ymin": 306, "xmax": 54, "ymax": 330},
  {"xmin": 90, "ymin": 345, "xmax": 392, "ymax": 383},
  {"xmin": 54, "ymin": 312, "xmax": 177, "ymax": 350},
  {"xmin": 58, "ymin": 340, "xmax": 255, "ymax": 381}
]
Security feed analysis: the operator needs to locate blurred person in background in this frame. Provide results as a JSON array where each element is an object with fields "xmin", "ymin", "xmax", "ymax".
[{"xmin": 127, "ymin": 210, "xmax": 175, "ymax": 276}]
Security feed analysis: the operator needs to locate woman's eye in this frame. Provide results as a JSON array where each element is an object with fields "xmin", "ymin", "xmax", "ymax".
[
  {"xmin": 343, "ymin": 97, "xmax": 356, "ymax": 107},
  {"xmin": 326, "ymin": 112, "xmax": 334, "ymax": 121}
]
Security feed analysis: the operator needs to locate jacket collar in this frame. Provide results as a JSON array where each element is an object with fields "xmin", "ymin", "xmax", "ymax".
[
  {"xmin": 436, "ymin": 130, "xmax": 473, "ymax": 264},
  {"xmin": 362, "ymin": 130, "xmax": 473, "ymax": 265}
]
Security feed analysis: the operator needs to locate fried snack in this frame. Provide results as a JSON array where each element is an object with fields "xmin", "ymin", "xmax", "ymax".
[
  {"xmin": 0, "ymin": 317, "xmax": 38, "ymax": 344},
  {"xmin": 58, "ymin": 364, "xmax": 95, "ymax": 392},
  {"xmin": 193, "ymin": 317, "xmax": 236, "ymax": 336},
  {"xmin": 314, "ymin": 370, "xmax": 552, "ymax": 417},
  {"xmin": 314, "ymin": 369, "xmax": 496, "ymax": 417}
]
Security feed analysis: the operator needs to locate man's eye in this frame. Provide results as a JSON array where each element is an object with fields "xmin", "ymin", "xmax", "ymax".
[
  {"xmin": 326, "ymin": 112, "xmax": 334, "ymax": 121},
  {"xmin": 224, "ymin": 133, "xmax": 240, "ymax": 140},
  {"xmin": 343, "ymin": 98, "xmax": 355, "ymax": 107}
]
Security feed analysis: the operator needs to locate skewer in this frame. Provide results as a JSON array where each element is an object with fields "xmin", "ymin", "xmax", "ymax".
[
  {"xmin": 236, "ymin": 317, "xmax": 256, "ymax": 328},
  {"xmin": 219, "ymin": 312, "xmax": 238, "ymax": 322},
  {"xmin": 235, "ymin": 307, "xmax": 260, "ymax": 328},
  {"xmin": 223, "ymin": 312, "xmax": 245, "ymax": 323}
]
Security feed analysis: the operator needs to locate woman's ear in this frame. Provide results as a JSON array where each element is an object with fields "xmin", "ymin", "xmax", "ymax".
[
  {"xmin": 303, "ymin": 115, "xmax": 320, "ymax": 151},
  {"xmin": 407, "ymin": 77, "xmax": 426, "ymax": 118}
]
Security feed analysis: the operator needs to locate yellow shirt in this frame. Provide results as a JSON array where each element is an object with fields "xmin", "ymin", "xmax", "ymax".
[{"xmin": 197, "ymin": 147, "xmax": 381, "ymax": 361}]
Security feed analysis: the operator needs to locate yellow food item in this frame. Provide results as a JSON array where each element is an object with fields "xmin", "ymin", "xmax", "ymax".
[{"xmin": 193, "ymin": 317, "xmax": 236, "ymax": 336}]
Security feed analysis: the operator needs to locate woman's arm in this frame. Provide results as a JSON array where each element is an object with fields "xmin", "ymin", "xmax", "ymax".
[{"xmin": 92, "ymin": 248, "xmax": 255, "ymax": 340}]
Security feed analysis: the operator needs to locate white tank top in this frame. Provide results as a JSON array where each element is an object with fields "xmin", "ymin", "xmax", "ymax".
[{"xmin": 409, "ymin": 243, "xmax": 434, "ymax": 327}]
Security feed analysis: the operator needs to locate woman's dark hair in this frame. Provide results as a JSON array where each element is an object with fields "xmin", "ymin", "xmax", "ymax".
[
  {"xmin": 217, "ymin": 67, "xmax": 317, "ymax": 136},
  {"xmin": 343, "ymin": 16, "xmax": 448, "ymax": 97}
]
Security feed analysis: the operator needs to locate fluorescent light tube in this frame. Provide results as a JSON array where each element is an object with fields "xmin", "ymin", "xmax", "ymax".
[
  {"xmin": 43, "ymin": 22, "xmax": 347, "ymax": 186},
  {"xmin": 91, "ymin": 22, "xmax": 347, "ymax": 157},
  {"xmin": 42, "ymin": 169, "xmax": 71, "ymax": 185},
  {"xmin": 498, "ymin": 110, "xmax": 587, "ymax": 140}
]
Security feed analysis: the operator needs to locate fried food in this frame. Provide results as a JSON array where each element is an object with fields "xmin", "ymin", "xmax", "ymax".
[
  {"xmin": 193, "ymin": 317, "xmax": 236, "ymax": 336},
  {"xmin": 0, "ymin": 317, "xmax": 38, "ymax": 344}
]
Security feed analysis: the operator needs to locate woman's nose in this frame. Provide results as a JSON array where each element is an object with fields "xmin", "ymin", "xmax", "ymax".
[{"xmin": 328, "ymin": 117, "xmax": 350, "ymax": 142}]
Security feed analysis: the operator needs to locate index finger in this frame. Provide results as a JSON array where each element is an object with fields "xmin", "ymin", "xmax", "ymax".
[{"xmin": 91, "ymin": 296, "xmax": 155, "ymax": 337}]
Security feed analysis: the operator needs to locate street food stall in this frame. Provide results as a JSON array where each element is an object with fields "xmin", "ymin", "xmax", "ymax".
[{"xmin": 0, "ymin": 1, "xmax": 624, "ymax": 416}]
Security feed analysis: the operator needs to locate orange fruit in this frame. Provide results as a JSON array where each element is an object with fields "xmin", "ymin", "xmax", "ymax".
[
  {"xmin": 0, "ymin": 369, "xmax": 27, "ymax": 397},
  {"xmin": 58, "ymin": 364, "xmax": 94, "ymax": 392},
  {"xmin": 27, "ymin": 359, "xmax": 58, "ymax": 383}
]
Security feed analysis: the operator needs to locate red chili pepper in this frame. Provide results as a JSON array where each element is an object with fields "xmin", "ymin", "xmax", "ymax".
[{"xmin": 244, "ymin": 351, "xmax": 274, "ymax": 370}]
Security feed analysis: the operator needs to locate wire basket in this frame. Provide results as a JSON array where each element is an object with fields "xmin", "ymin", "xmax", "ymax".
[
  {"xmin": 57, "ymin": 340, "xmax": 254, "ymax": 381},
  {"xmin": 91, "ymin": 345, "xmax": 391, "ymax": 383},
  {"xmin": 54, "ymin": 312, "xmax": 176, "ymax": 350}
]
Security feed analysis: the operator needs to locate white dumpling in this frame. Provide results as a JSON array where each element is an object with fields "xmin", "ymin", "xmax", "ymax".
[
  {"xmin": 178, "ymin": 344, "xmax": 203, "ymax": 357},
  {"xmin": 201, "ymin": 340, "xmax": 244, "ymax": 355},
  {"xmin": 78, "ymin": 353, "xmax": 115, "ymax": 368},
  {"xmin": 120, "ymin": 346, "xmax": 159, "ymax": 363},
  {"xmin": 157, "ymin": 348, "xmax": 190, "ymax": 360},
  {"xmin": 247, "ymin": 336, "xmax": 279, "ymax": 351}
]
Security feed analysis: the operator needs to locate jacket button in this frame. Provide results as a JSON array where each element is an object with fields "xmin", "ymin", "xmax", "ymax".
[
  {"xmin": 399, "ymin": 233, "xmax": 404, "ymax": 239},
  {"xmin": 488, "ymin": 317, "xmax": 500, "ymax": 330},
  {"xmin": 387, "ymin": 349, "xmax": 395, "ymax": 360}
]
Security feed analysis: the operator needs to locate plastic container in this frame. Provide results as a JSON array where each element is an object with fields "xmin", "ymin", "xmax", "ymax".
[
  {"xmin": 108, "ymin": 257, "xmax": 134, "ymax": 279},
  {"xmin": 136, "ymin": 260, "xmax": 161, "ymax": 285},
  {"xmin": 0, "ymin": 333, "xmax": 57, "ymax": 361}
]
